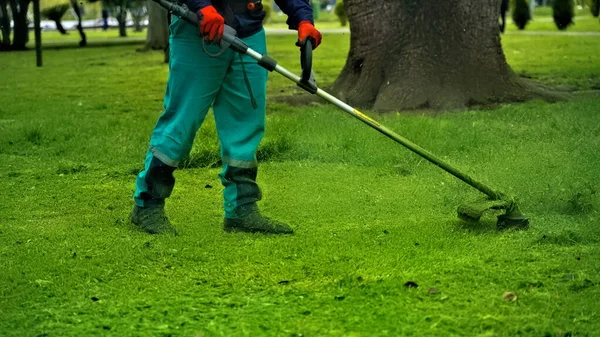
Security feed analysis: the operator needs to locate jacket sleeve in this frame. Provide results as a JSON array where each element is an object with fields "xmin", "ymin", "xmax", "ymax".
[
  {"xmin": 184, "ymin": 0, "xmax": 212, "ymax": 13},
  {"xmin": 274, "ymin": 0, "xmax": 314, "ymax": 30}
]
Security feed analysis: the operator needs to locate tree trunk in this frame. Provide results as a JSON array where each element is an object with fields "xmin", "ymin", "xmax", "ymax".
[
  {"xmin": 329, "ymin": 0, "xmax": 561, "ymax": 111},
  {"xmin": 144, "ymin": 0, "xmax": 168, "ymax": 49},
  {"xmin": 117, "ymin": 11, "xmax": 127, "ymax": 36},
  {"xmin": 10, "ymin": 0, "xmax": 31, "ymax": 50},
  {"xmin": 119, "ymin": 20, "xmax": 127, "ymax": 36},
  {"xmin": 133, "ymin": 20, "xmax": 143, "ymax": 32},
  {"xmin": 0, "ymin": 0, "xmax": 11, "ymax": 50}
]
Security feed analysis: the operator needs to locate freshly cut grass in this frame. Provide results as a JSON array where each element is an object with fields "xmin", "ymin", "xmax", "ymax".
[{"xmin": 1, "ymin": 25, "xmax": 599, "ymax": 337}]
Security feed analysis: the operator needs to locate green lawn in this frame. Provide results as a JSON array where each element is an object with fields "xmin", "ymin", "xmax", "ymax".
[
  {"xmin": 1, "ymin": 30, "xmax": 600, "ymax": 337},
  {"xmin": 36, "ymin": 29, "xmax": 147, "ymax": 44}
]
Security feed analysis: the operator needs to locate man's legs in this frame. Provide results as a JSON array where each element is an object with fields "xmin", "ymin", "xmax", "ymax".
[
  {"xmin": 131, "ymin": 16, "xmax": 233, "ymax": 234},
  {"xmin": 213, "ymin": 29, "xmax": 292, "ymax": 234}
]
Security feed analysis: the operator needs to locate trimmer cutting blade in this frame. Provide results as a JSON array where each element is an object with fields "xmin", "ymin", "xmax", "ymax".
[{"xmin": 458, "ymin": 198, "xmax": 529, "ymax": 230}]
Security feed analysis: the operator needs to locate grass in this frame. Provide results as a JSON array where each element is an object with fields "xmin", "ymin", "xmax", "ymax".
[
  {"xmin": 1, "ymin": 28, "xmax": 600, "ymax": 337},
  {"xmin": 35, "ymin": 29, "xmax": 147, "ymax": 43}
]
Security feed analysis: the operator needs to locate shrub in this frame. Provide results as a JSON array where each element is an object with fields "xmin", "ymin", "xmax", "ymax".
[
  {"xmin": 41, "ymin": 4, "xmax": 70, "ymax": 34},
  {"xmin": 41, "ymin": 3, "xmax": 70, "ymax": 21},
  {"xmin": 588, "ymin": 0, "xmax": 599, "ymax": 17},
  {"xmin": 334, "ymin": 1, "xmax": 347, "ymax": 27},
  {"xmin": 553, "ymin": 0, "xmax": 575, "ymax": 30},
  {"xmin": 512, "ymin": 0, "xmax": 531, "ymax": 30}
]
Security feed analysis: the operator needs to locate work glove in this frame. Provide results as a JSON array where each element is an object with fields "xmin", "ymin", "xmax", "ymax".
[
  {"xmin": 296, "ymin": 21, "xmax": 322, "ymax": 49},
  {"xmin": 198, "ymin": 5, "xmax": 225, "ymax": 43}
]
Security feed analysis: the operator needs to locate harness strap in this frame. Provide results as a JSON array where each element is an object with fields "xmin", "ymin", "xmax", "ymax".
[{"xmin": 239, "ymin": 53, "xmax": 258, "ymax": 110}]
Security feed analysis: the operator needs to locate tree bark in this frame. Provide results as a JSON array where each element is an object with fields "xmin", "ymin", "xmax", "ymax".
[
  {"xmin": 143, "ymin": 0, "xmax": 168, "ymax": 50},
  {"xmin": 329, "ymin": 0, "xmax": 563, "ymax": 111}
]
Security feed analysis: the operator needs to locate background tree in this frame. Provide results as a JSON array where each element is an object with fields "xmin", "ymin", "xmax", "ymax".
[
  {"xmin": 136, "ymin": 0, "xmax": 168, "ymax": 63},
  {"xmin": 129, "ymin": 0, "xmax": 147, "ymax": 32},
  {"xmin": 138, "ymin": 0, "xmax": 168, "ymax": 50},
  {"xmin": 500, "ymin": 0, "xmax": 508, "ymax": 32},
  {"xmin": 588, "ymin": 0, "xmax": 599, "ymax": 16},
  {"xmin": 512, "ymin": 0, "xmax": 531, "ymax": 30},
  {"xmin": 0, "ymin": 0, "xmax": 11, "ymax": 50},
  {"xmin": 40, "ymin": 3, "xmax": 70, "ymax": 34},
  {"xmin": 5, "ymin": 0, "xmax": 31, "ymax": 50},
  {"xmin": 104, "ymin": 0, "xmax": 130, "ymax": 37},
  {"xmin": 328, "ymin": 0, "xmax": 560, "ymax": 111},
  {"xmin": 553, "ymin": 0, "xmax": 575, "ymax": 30},
  {"xmin": 334, "ymin": 0, "xmax": 347, "ymax": 26}
]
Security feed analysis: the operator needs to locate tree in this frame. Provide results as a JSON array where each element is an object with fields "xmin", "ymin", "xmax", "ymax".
[
  {"xmin": 587, "ymin": 0, "xmax": 599, "ymax": 16},
  {"xmin": 553, "ymin": 0, "xmax": 575, "ymax": 30},
  {"xmin": 136, "ymin": 0, "xmax": 169, "ymax": 63},
  {"xmin": 5, "ymin": 0, "xmax": 32, "ymax": 50},
  {"xmin": 129, "ymin": 0, "xmax": 148, "ymax": 32},
  {"xmin": 334, "ymin": 0, "xmax": 347, "ymax": 26},
  {"xmin": 139, "ymin": 0, "xmax": 168, "ymax": 50},
  {"xmin": 327, "ymin": 0, "xmax": 560, "ymax": 111},
  {"xmin": 104, "ymin": 0, "xmax": 130, "ymax": 37},
  {"xmin": 0, "ymin": 0, "xmax": 11, "ymax": 50},
  {"xmin": 41, "ymin": 3, "xmax": 70, "ymax": 35},
  {"xmin": 512, "ymin": 0, "xmax": 531, "ymax": 30}
]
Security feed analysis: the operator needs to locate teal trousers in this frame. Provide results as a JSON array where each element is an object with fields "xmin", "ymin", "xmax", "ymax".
[{"xmin": 134, "ymin": 16, "xmax": 268, "ymax": 218}]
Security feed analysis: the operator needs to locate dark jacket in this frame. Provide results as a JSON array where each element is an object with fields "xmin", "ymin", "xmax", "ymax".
[{"xmin": 184, "ymin": 0, "xmax": 313, "ymax": 37}]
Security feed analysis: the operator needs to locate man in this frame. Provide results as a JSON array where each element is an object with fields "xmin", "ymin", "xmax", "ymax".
[{"xmin": 130, "ymin": 0, "xmax": 322, "ymax": 235}]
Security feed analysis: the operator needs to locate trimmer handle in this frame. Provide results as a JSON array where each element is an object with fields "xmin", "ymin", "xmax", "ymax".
[
  {"xmin": 300, "ymin": 37, "xmax": 313, "ymax": 84},
  {"xmin": 298, "ymin": 37, "xmax": 318, "ymax": 94}
]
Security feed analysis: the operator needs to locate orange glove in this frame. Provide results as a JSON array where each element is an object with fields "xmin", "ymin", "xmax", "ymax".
[
  {"xmin": 199, "ymin": 5, "xmax": 225, "ymax": 43},
  {"xmin": 297, "ymin": 21, "xmax": 322, "ymax": 49}
]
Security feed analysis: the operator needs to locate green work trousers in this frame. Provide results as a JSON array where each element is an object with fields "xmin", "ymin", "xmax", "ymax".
[{"xmin": 134, "ymin": 16, "xmax": 268, "ymax": 218}]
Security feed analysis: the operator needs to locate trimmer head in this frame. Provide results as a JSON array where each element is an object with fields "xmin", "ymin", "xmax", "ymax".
[{"xmin": 457, "ymin": 198, "xmax": 529, "ymax": 230}]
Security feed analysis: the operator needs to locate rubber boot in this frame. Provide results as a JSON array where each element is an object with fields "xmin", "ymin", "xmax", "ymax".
[
  {"xmin": 131, "ymin": 156, "xmax": 178, "ymax": 235},
  {"xmin": 130, "ymin": 200, "xmax": 178, "ymax": 236},
  {"xmin": 223, "ymin": 203, "xmax": 293, "ymax": 234}
]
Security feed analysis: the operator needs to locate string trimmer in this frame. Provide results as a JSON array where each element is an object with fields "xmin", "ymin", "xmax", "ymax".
[{"xmin": 152, "ymin": 0, "xmax": 530, "ymax": 230}]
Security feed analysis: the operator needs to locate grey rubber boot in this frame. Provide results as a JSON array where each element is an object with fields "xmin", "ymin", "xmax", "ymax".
[
  {"xmin": 223, "ymin": 203, "xmax": 293, "ymax": 234},
  {"xmin": 130, "ymin": 201, "xmax": 178, "ymax": 236}
]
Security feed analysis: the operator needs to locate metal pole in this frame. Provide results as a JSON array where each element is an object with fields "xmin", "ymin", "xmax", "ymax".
[{"xmin": 33, "ymin": 0, "xmax": 42, "ymax": 67}]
